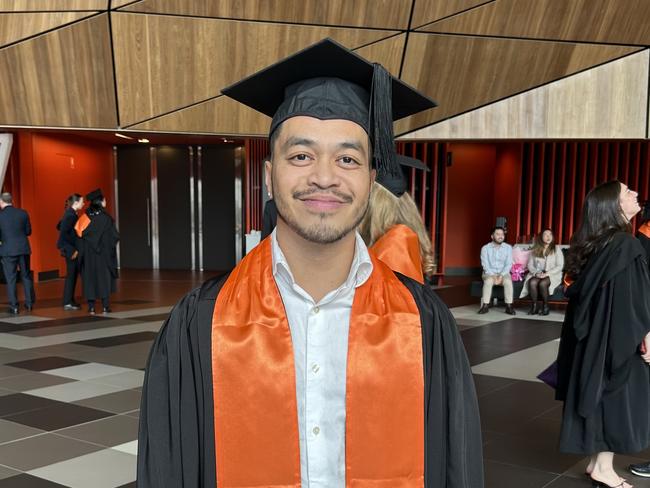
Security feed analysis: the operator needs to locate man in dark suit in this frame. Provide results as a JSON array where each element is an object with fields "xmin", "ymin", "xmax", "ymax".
[{"xmin": 0, "ymin": 193, "xmax": 35, "ymax": 313}]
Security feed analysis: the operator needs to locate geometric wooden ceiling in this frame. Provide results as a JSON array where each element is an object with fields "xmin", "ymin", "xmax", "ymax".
[{"xmin": 0, "ymin": 0, "xmax": 648, "ymax": 138}]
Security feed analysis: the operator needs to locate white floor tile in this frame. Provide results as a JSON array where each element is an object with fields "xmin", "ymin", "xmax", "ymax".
[
  {"xmin": 90, "ymin": 371, "xmax": 145, "ymax": 389},
  {"xmin": 28, "ymin": 449, "xmax": 136, "ymax": 488},
  {"xmin": 111, "ymin": 440, "xmax": 138, "ymax": 455},
  {"xmin": 43, "ymin": 362, "xmax": 135, "ymax": 380},
  {"xmin": 0, "ymin": 316, "xmax": 53, "ymax": 325},
  {"xmin": 472, "ymin": 339, "xmax": 560, "ymax": 382},
  {"xmin": 24, "ymin": 380, "xmax": 125, "ymax": 402},
  {"xmin": 107, "ymin": 306, "xmax": 172, "ymax": 319}
]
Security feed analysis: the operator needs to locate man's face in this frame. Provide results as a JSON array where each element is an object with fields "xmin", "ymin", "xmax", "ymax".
[
  {"xmin": 266, "ymin": 116, "xmax": 375, "ymax": 245},
  {"xmin": 492, "ymin": 229, "xmax": 505, "ymax": 244}
]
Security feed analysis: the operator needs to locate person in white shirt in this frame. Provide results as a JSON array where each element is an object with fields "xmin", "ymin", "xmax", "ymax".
[
  {"xmin": 138, "ymin": 39, "xmax": 483, "ymax": 488},
  {"xmin": 479, "ymin": 226, "xmax": 515, "ymax": 315}
]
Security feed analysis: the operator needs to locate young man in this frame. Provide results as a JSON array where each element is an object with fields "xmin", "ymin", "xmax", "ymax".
[
  {"xmin": 479, "ymin": 226, "xmax": 515, "ymax": 315},
  {"xmin": 138, "ymin": 39, "xmax": 483, "ymax": 488},
  {"xmin": 0, "ymin": 193, "xmax": 35, "ymax": 313}
]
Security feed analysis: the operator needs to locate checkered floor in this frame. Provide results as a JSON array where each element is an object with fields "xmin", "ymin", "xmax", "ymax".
[
  {"xmin": 1, "ymin": 291, "xmax": 650, "ymax": 487},
  {"xmin": 0, "ymin": 305, "xmax": 170, "ymax": 488}
]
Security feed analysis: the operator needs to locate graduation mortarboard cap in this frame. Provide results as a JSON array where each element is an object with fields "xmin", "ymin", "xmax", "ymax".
[
  {"xmin": 642, "ymin": 201, "xmax": 650, "ymax": 221},
  {"xmin": 86, "ymin": 189, "xmax": 104, "ymax": 202},
  {"xmin": 222, "ymin": 38, "xmax": 436, "ymax": 182},
  {"xmin": 377, "ymin": 154, "xmax": 429, "ymax": 197}
]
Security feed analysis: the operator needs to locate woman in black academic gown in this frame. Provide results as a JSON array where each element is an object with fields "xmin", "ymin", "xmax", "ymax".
[
  {"xmin": 57, "ymin": 193, "xmax": 84, "ymax": 310},
  {"xmin": 76, "ymin": 189, "xmax": 119, "ymax": 314},
  {"xmin": 556, "ymin": 180, "xmax": 650, "ymax": 488}
]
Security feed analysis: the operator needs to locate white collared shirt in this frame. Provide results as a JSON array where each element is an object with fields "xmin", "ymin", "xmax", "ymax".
[{"xmin": 271, "ymin": 230, "xmax": 373, "ymax": 488}]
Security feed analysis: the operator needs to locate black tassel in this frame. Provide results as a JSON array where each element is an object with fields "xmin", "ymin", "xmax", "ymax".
[{"xmin": 369, "ymin": 63, "xmax": 398, "ymax": 177}]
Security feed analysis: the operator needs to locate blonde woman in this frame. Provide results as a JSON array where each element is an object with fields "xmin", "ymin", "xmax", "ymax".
[
  {"xmin": 519, "ymin": 229, "xmax": 564, "ymax": 315},
  {"xmin": 359, "ymin": 155, "xmax": 435, "ymax": 284}
]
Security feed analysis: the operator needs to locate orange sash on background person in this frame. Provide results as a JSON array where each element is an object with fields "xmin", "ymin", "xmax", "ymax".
[
  {"xmin": 371, "ymin": 224, "xmax": 424, "ymax": 284},
  {"xmin": 639, "ymin": 222, "xmax": 650, "ymax": 239},
  {"xmin": 211, "ymin": 238, "xmax": 425, "ymax": 487},
  {"xmin": 74, "ymin": 213, "xmax": 90, "ymax": 237}
]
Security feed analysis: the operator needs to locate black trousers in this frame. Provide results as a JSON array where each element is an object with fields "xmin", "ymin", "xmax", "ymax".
[
  {"xmin": 62, "ymin": 256, "xmax": 80, "ymax": 305},
  {"xmin": 1, "ymin": 255, "xmax": 35, "ymax": 308}
]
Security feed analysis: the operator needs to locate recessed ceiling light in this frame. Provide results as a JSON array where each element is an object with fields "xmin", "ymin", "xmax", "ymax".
[
  {"xmin": 115, "ymin": 133, "xmax": 133, "ymax": 140},
  {"xmin": 138, "ymin": 138, "xmax": 150, "ymax": 143}
]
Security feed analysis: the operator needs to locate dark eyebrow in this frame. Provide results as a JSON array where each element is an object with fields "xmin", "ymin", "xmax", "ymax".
[
  {"xmin": 282, "ymin": 136, "xmax": 316, "ymax": 152},
  {"xmin": 337, "ymin": 140, "xmax": 366, "ymax": 154}
]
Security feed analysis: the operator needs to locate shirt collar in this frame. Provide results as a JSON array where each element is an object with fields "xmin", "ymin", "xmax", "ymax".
[{"xmin": 271, "ymin": 229, "xmax": 373, "ymax": 291}]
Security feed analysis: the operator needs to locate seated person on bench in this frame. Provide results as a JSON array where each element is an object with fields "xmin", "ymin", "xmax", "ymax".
[{"xmin": 479, "ymin": 226, "xmax": 515, "ymax": 315}]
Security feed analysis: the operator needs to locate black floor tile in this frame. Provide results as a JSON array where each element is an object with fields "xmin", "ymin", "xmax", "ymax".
[
  {"xmin": 116, "ymin": 483, "xmax": 137, "ymax": 488},
  {"xmin": 125, "ymin": 313, "xmax": 169, "ymax": 322},
  {"xmin": 6, "ymin": 356, "xmax": 86, "ymax": 372},
  {"xmin": 0, "ymin": 315, "xmax": 114, "ymax": 333},
  {"xmin": 461, "ymin": 319, "xmax": 561, "ymax": 365},
  {"xmin": 0, "ymin": 393, "xmax": 62, "ymax": 417},
  {"xmin": 473, "ymin": 374, "xmax": 518, "ymax": 398},
  {"xmin": 542, "ymin": 475, "xmax": 592, "ymax": 487},
  {"xmin": 479, "ymin": 380, "xmax": 560, "ymax": 435},
  {"xmin": 73, "ymin": 331, "xmax": 158, "ymax": 348},
  {"xmin": 0, "ymin": 474, "xmax": 68, "ymax": 487},
  {"xmin": 5, "ymin": 402, "xmax": 113, "ymax": 431},
  {"xmin": 484, "ymin": 460, "xmax": 558, "ymax": 488}
]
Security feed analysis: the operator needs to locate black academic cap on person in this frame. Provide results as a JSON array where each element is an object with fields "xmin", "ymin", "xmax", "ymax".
[
  {"xmin": 376, "ymin": 154, "xmax": 429, "ymax": 197},
  {"xmin": 221, "ymin": 38, "xmax": 436, "ymax": 181},
  {"xmin": 86, "ymin": 189, "xmax": 103, "ymax": 201}
]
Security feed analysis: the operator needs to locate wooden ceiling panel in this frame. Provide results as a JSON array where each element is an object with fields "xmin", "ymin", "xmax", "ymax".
[
  {"xmin": 122, "ymin": 0, "xmax": 412, "ymax": 29},
  {"xmin": 0, "ymin": 0, "xmax": 107, "ymax": 11},
  {"xmin": 113, "ymin": 13, "xmax": 400, "ymax": 127},
  {"xmin": 395, "ymin": 33, "xmax": 640, "ymax": 135},
  {"xmin": 0, "ymin": 12, "xmax": 96, "ymax": 47},
  {"xmin": 0, "ymin": 14, "xmax": 117, "ymax": 128},
  {"xmin": 129, "ymin": 34, "xmax": 407, "ymax": 136},
  {"xmin": 411, "ymin": 0, "xmax": 492, "ymax": 28},
  {"xmin": 130, "ymin": 96, "xmax": 270, "ymax": 136},
  {"xmin": 112, "ymin": 0, "xmax": 142, "ymax": 8},
  {"xmin": 402, "ymin": 51, "xmax": 649, "ymax": 139},
  {"xmin": 419, "ymin": 0, "xmax": 650, "ymax": 45}
]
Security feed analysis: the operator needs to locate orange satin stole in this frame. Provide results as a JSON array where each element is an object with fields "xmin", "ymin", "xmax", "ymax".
[
  {"xmin": 371, "ymin": 224, "xmax": 424, "ymax": 284},
  {"xmin": 74, "ymin": 213, "xmax": 90, "ymax": 237},
  {"xmin": 211, "ymin": 238, "xmax": 424, "ymax": 487},
  {"xmin": 640, "ymin": 222, "xmax": 650, "ymax": 239}
]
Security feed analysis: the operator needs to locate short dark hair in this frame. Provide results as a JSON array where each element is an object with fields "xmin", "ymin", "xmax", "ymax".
[
  {"xmin": 491, "ymin": 226, "xmax": 506, "ymax": 235},
  {"xmin": 0, "ymin": 193, "xmax": 12, "ymax": 204}
]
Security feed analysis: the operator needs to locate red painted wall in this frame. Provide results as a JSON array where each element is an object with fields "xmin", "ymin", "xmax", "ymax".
[
  {"xmin": 11, "ymin": 131, "xmax": 114, "ymax": 280},
  {"xmin": 445, "ymin": 143, "xmax": 497, "ymax": 269},
  {"xmin": 494, "ymin": 143, "xmax": 522, "ymax": 242}
]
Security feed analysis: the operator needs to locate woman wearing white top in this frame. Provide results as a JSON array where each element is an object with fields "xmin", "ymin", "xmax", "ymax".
[{"xmin": 520, "ymin": 229, "xmax": 564, "ymax": 315}]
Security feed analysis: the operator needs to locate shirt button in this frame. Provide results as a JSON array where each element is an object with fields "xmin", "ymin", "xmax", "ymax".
[
  {"xmin": 311, "ymin": 363, "xmax": 320, "ymax": 374},
  {"xmin": 312, "ymin": 426, "xmax": 320, "ymax": 436},
  {"xmin": 313, "ymin": 306, "xmax": 320, "ymax": 314}
]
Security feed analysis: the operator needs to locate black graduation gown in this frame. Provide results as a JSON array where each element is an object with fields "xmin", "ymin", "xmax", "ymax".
[
  {"xmin": 78, "ymin": 211, "xmax": 119, "ymax": 301},
  {"xmin": 556, "ymin": 232, "xmax": 650, "ymax": 454},
  {"xmin": 137, "ymin": 273, "xmax": 484, "ymax": 487},
  {"xmin": 638, "ymin": 230, "xmax": 650, "ymax": 263}
]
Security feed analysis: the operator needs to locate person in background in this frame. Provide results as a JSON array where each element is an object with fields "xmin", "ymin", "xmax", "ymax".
[
  {"xmin": 57, "ymin": 193, "xmax": 84, "ymax": 310},
  {"xmin": 519, "ymin": 229, "xmax": 564, "ymax": 315},
  {"xmin": 75, "ymin": 189, "xmax": 119, "ymax": 315},
  {"xmin": 261, "ymin": 198, "xmax": 277, "ymax": 240},
  {"xmin": 637, "ymin": 201, "xmax": 650, "ymax": 262},
  {"xmin": 479, "ymin": 226, "xmax": 515, "ymax": 315},
  {"xmin": 359, "ymin": 155, "xmax": 435, "ymax": 284},
  {"xmin": 0, "ymin": 192, "xmax": 35, "ymax": 314},
  {"xmin": 556, "ymin": 181, "xmax": 650, "ymax": 488}
]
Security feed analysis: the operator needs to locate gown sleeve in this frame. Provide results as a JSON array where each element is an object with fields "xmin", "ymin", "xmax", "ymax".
[
  {"xmin": 137, "ymin": 276, "xmax": 226, "ymax": 487},
  {"xmin": 398, "ymin": 275, "xmax": 484, "ymax": 488}
]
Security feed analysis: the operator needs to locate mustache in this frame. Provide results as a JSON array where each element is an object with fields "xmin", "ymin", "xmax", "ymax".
[{"xmin": 292, "ymin": 188, "xmax": 353, "ymax": 203}]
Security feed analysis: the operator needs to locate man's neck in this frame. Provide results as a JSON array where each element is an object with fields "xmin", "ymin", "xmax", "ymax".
[
  {"xmin": 491, "ymin": 241, "xmax": 502, "ymax": 246},
  {"xmin": 276, "ymin": 222, "xmax": 357, "ymax": 303}
]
